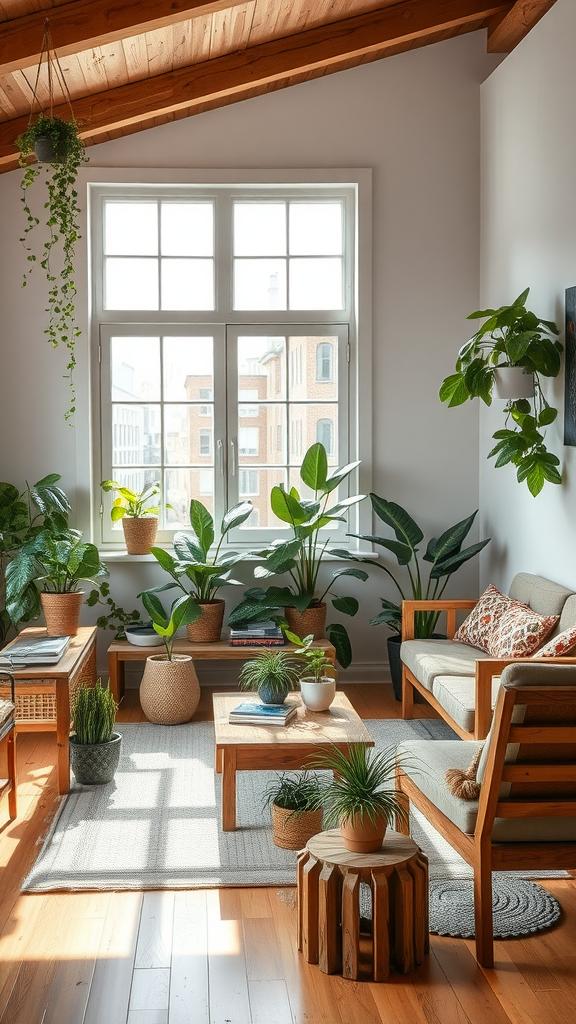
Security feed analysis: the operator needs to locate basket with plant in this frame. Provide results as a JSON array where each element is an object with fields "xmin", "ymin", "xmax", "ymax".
[
  {"xmin": 69, "ymin": 681, "xmax": 121, "ymax": 785},
  {"xmin": 264, "ymin": 770, "xmax": 325, "ymax": 849}
]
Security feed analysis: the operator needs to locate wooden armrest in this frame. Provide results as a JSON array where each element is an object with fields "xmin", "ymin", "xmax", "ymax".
[
  {"xmin": 401, "ymin": 599, "xmax": 477, "ymax": 641},
  {"xmin": 474, "ymin": 656, "xmax": 576, "ymax": 740}
]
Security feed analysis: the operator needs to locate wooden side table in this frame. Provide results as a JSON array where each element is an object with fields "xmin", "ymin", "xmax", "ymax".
[
  {"xmin": 0, "ymin": 627, "xmax": 97, "ymax": 795},
  {"xmin": 297, "ymin": 829, "xmax": 429, "ymax": 981}
]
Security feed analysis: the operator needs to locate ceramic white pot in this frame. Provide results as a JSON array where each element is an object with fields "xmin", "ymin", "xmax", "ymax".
[
  {"xmin": 493, "ymin": 367, "xmax": 535, "ymax": 399},
  {"xmin": 299, "ymin": 676, "xmax": 336, "ymax": 712}
]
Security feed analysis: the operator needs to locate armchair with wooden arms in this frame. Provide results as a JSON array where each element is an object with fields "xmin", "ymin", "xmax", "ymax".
[
  {"xmin": 396, "ymin": 661, "xmax": 576, "ymax": 967},
  {"xmin": 0, "ymin": 671, "xmax": 16, "ymax": 821}
]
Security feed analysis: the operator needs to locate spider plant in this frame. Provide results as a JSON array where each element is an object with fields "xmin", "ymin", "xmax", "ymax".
[
  {"xmin": 309, "ymin": 743, "xmax": 408, "ymax": 831},
  {"xmin": 238, "ymin": 649, "xmax": 301, "ymax": 703},
  {"xmin": 263, "ymin": 770, "xmax": 326, "ymax": 820}
]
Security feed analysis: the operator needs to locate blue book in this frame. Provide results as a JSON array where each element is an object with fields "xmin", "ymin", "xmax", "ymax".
[{"xmin": 229, "ymin": 701, "xmax": 298, "ymax": 725}]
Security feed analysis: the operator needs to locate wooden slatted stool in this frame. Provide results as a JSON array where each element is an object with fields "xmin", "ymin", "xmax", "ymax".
[{"xmin": 297, "ymin": 829, "xmax": 428, "ymax": 980}]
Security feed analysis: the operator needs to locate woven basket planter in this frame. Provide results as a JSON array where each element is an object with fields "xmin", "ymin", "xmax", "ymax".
[
  {"xmin": 285, "ymin": 603, "xmax": 326, "ymax": 641},
  {"xmin": 41, "ymin": 591, "xmax": 84, "ymax": 636},
  {"xmin": 272, "ymin": 803, "xmax": 323, "ymax": 850},
  {"xmin": 69, "ymin": 733, "xmax": 122, "ymax": 785},
  {"xmin": 186, "ymin": 600, "xmax": 225, "ymax": 643},
  {"xmin": 122, "ymin": 516, "xmax": 158, "ymax": 555},
  {"xmin": 140, "ymin": 654, "xmax": 200, "ymax": 725}
]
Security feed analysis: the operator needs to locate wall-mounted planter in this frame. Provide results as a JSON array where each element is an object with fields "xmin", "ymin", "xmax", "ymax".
[{"xmin": 493, "ymin": 367, "xmax": 535, "ymax": 400}]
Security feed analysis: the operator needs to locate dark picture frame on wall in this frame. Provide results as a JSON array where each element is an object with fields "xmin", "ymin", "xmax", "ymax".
[{"xmin": 564, "ymin": 286, "xmax": 576, "ymax": 445}]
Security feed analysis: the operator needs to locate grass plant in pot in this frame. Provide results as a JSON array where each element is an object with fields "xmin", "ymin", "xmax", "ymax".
[
  {"xmin": 228, "ymin": 442, "xmax": 368, "ymax": 668},
  {"xmin": 286, "ymin": 630, "xmax": 337, "ymax": 712},
  {"xmin": 145, "ymin": 499, "xmax": 253, "ymax": 643},
  {"xmin": 101, "ymin": 480, "xmax": 168, "ymax": 554},
  {"xmin": 6, "ymin": 527, "xmax": 108, "ymax": 635},
  {"xmin": 138, "ymin": 591, "xmax": 201, "ymax": 725},
  {"xmin": 264, "ymin": 770, "xmax": 325, "ymax": 849},
  {"xmin": 69, "ymin": 680, "xmax": 121, "ymax": 786},
  {"xmin": 238, "ymin": 648, "xmax": 301, "ymax": 705},
  {"xmin": 310, "ymin": 744, "xmax": 408, "ymax": 853},
  {"xmin": 340, "ymin": 496, "xmax": 490, "ymax": 701}
]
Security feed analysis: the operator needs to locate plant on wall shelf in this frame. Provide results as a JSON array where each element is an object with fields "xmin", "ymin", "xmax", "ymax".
[
  {"xmin": 439, "ymin": 288, "xmax": 563, "ymax": 496},
  {"xmin": 16, "ymin": 22, "xmax": 87, "ymax": 422}
]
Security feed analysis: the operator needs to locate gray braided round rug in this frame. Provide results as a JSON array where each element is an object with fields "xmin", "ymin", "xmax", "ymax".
[{"xmin": 429, "ymin": 878, "xmax": 561, "ymax": 938}]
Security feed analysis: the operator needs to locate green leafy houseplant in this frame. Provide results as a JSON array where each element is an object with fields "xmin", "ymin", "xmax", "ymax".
[
  {"xmin": 264, "ymin": 770, "xmax": 326, "ymax": 850},
  {"xmin": 143, "ymin": 498, "xmax": 254, "ymax": 622},
  {"xmin": 139, "ymin": 592, "xmax": 199, "ymax": 660},
  {"xmin": 85, "ymin": 581, "xmax": 143, "ymax": 640},
  {"xmin": 238, "ymin": 649, "xmax": 302, "ymax": 704},
  {"xmin": 228, "ymin": 443, "xmax": 368, "ymax": 668},
  {"xmin": 70, "ymin": 680, "xmax": 122, "ymax": 786},
  {"xmin": 285, "ymin": 630, "xmax": 336, "ymax": 683},
  {"xmin": 341, "ymin": 495, "xmax": 490, "ymax": 639},
  {"xmin": 439, "ymin": 288, "xmax": 563, "ymax": 496},
  {"xmin": 100, "ymin": 480, "xmax": 163, "ymax": 520},
  {"xmin": 17, "ymin": 114, "xmax": 86, "ymax": 422},
  {"xmin": 309, "ymin": 744, "xmax": 408, "ymax": 853},
  {"xmin": 0, "ymin": 473, "xmax": 71, "ymax": 639}
]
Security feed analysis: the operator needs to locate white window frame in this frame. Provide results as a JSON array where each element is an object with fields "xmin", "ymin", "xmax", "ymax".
[{"xmin": 87, "ymin": 170, "xmax": 372, "ymax": 550}]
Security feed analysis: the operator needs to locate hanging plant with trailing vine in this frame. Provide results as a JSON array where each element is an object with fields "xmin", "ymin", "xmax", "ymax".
[{"xmin": 16, "ymin": 22, "xmax": 87, "ymax": 422}]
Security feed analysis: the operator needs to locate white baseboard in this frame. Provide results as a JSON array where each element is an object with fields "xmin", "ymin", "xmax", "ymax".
[{"xmin": 101, "ymin": 660, "xmax": 391, "ymax": 689}]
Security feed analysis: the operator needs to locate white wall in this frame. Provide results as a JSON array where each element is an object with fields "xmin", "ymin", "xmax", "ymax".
[
  {"xmin": 0, "ymin": 32, "xmax": 497, "ymax": 678},
  {"xmin": 480, "ymin": 0, "xmax": 576, "ymax": 594}
]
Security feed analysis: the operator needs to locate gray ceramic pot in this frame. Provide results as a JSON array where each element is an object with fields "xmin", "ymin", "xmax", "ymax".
[{"xmin": 69, "ymin": 733, "xmax": 122, "ymax": 785}]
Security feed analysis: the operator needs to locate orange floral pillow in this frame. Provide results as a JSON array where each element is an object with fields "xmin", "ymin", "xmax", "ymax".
[
  {"xmin": 454, "ymin": 584, "xmax": 558, "ymax": 657},
  {"xmin": 533, "ymin": 623, "xmax": 576, "ymax": 658}
]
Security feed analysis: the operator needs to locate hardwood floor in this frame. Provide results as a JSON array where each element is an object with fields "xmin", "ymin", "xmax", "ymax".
[{"xmin": 0, "ymin": 682, "xmax": 575, "ymax": 1024}]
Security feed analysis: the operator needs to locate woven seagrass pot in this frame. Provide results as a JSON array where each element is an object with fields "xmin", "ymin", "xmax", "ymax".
[
  {"xmin": 186, "ymin": 599, "xmax": 225, "ymax": 643},
  {"xmin": 272, "ymin": 803, "xmax": 323, "ymax": 850},
  {"xmin": 41, "ymin": 591, "xmax": 84, "ymax": 636},
  {"xmin": 69, "ymin": 733, "xmax": 122, "ymax": 785},
  {"xmin": 284, "ymin": 602, "xmax": 326, "ymax": 640},
  {"xmin": 122, "ymin": 516, "xmax": 158, "ymax": 555},
  {"xmin": 140, "ymin": 654, "xmax": 200, "ymax": 725}
]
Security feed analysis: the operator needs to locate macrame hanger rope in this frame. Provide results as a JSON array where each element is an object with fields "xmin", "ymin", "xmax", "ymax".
[{"xmin": 20, "ymin": 19, "xmax": 76, "ymax": 124}]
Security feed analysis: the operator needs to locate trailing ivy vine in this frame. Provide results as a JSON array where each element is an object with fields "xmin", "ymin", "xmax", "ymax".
[{"xmin": 17, "ymin": 114, "xmax": 85, "ymax": 422}]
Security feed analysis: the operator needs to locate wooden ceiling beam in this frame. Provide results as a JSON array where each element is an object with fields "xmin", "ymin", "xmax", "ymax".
[
  {"xmin": 0, "ymin": 0, "xmax": 513, "ymax": 169},
  {"xmin": 487, "ymin": 0, "xmax": 557, "ymax": 51},
  {"xmin": 0, "ymin": 0, "xmax": 249, "ymax": 77}
]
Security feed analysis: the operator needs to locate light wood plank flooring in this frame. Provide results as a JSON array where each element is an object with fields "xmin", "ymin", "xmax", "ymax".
[{"xmin": 0, "ymin": 683, "xmax": 575, "ymax": 1024}]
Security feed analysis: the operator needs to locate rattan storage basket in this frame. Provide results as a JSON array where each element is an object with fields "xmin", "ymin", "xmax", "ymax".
[
  {"xmin": 186, "ymin": 600, "xmax": 225, "ymax": 643},
  {"xmin": 140, "ymin": 654, "xmax": 200, "ymax": 725},
  {"xmin": 272, "ymin": 803, "xmax": 323, "ymax": 850},
  {"xmin": 41, "ymin": 591, "xmax": 84, "ymax": 636},
  {"xmin": 284, "ymin": 603, "xmax": 326, "ymax": 641},
  {"xmin": 122, "ymin": 516, "xmax": 158, "ymax": 555}
]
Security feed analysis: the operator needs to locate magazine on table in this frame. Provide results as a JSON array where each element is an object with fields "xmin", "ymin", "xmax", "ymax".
[
  {"xmin": 228, "ymin": 700, "xmax": 298, "ymax": 726},
  {"xmin": 0, "ymin": 634, "xmax": 71, "ymax": 667}
]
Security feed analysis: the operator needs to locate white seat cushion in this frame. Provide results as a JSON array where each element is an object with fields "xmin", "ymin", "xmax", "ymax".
[
  {"xmin": 431, "ymin": 675, "xmax": 501, "ymax": 733},
  {"xmin": 400, "ymin": 639, "xmax": 490, "ymax": 690}
]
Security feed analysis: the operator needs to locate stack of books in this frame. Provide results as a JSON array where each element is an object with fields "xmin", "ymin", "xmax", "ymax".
[
  {"xmin": 228, "ymin": 701, "xmax": 298, "ymax": 726},
  {"xmin": 229, "ymin": 621, "xmax": 285, "ymax": 647},
  {"xmin": 0, "ymin": 634, "xmax": 71, "ymax": 668}
]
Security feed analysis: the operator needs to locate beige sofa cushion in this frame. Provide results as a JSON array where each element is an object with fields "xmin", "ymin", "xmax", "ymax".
[
  {"xmin": 508, "ymin": 572, "xmax": 574, "ymax": 617},
  {"xmin": 400, "ymin": 639, "xmax": 490, "ymax": 691},
  {"xmin": 398, "ymin": 738, "xmax": 576, "ymax": 841},
  {"xmin": 431, "ymin": 675, "xmax": 501, "ymax": 733}
]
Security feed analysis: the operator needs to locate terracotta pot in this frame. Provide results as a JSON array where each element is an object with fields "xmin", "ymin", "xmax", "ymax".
[
  {"xmin": 140, "ymin": 654, "xmax": 200, "ymax": 725},
  {"xmin": 41, "ymin": 590, "xmax": 84, "ymax": 636},
  {"xmin": 122, "ymin": 516, "xmax": 158, "ymax": 555},
  {"xmin": 299, "ymin": 675, "xmax": 336, "ymax": 712},
  {"xmin": 493, "ymin": 367, "xmax": 535, "ymax": 400},
  {"xmin": 285, "ymin": 602, "xmax": 326, "ymax": 641},
  {"xmin": 186, "ymin": 599, "xmax": 225, "ymax": 643},
  {"xmin": 272, "ymin": 803, "xmax": 323, "ymax": 850},
  {"xmin": 340, "ymin": 812, "xmax": 387, "ymax": 853}
]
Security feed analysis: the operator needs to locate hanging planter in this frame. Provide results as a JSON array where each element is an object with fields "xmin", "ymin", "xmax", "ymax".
[
  {"xmin": 16, "ymin": 20, "xmax": 87, "ymax": 423},
  {"xmin": 493, "ymin": 367, "xmax": 535, "ymax": 400}
]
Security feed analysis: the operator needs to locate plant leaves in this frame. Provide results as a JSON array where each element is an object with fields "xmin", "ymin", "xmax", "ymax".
[
  {"xmin": 270, "ymin": 486, "xmax": 309, "ymax": 525},
  {"xmin": 188, "ymin": 500, "xmax": 214, "ymax": 557},
  {"xmin": 439, "ymin": 372, "xmax": 470, "ymax": 407},
  {"xmin": 221, "ymin": 501, "xmax": 254, "ymax": 534},
  {"xmin": 430, "ymin": 538, "xmax": 491, "ymax": 578},
  {"xmin": 325, "ymin": 622, "xmax": 352, "ymax": 669},
  {"xmin": 331, "ymin": 595, "xmax": 359, "ymax": 616},
  {"xmin": 300, "ymin": 443, "xmax": 328, "ymax": 491},
  {"xmin": 369, "ymin": 495, "xmax": 423, "ymax": 548}
]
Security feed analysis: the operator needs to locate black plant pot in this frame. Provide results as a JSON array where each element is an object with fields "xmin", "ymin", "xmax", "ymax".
[
  {"xmin": 33, "ymin": 136, "xmax": 62, "ymax": 163},
  {"xmin": 387, "ymin": 633, "xmax": 447, "ymax": 702}
]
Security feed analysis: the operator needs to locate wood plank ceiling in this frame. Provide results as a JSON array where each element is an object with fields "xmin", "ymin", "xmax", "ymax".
[{"xmin": 0, "ymin": 0, "xmax": 558, "ymax": 171}]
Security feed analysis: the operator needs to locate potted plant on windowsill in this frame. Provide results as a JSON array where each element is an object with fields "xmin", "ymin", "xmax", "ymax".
[
  {"xmin": 143, "ymin": 498, "xmax": 254, "ymax": 643},
  {"xmin": 264, "ymin": 770, "xmax": 325, "ymax": 849},
  {"xmin": 285, "ymin": 630, "xmax": 337, "ymax": 712},
  {"xmin": 69, "ymin": 680, "xmax": 121, "ymax": 785},
  {"xmin": 228, "ymin": 443, "xmax": 368, "ymax": 669},
  {"xmin": 138, "ymin": 592, "xmax": 201, "ymax": 725},
  {"xmin": 439, "ymin": 288, "xmax": 563, "ymax": 496},
  {"xmin": 101, "ymin": 480, "xmax": 168, "ymax": 555},
  {"xmin": 238, "ymin": 648, "xmax": 301, "ymax": 705},
  {"xmin": 6, "ymin": 527, "xmax": 108, "ymax": 636},
  {"xmin": 338, "ymin": 496, "xmax": 490, "ymax": 700},
  {"xmin": 309, "ymin": 744, "xmax": 408, "ymax": 853}
]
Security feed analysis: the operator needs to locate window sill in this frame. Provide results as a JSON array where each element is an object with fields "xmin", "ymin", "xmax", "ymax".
[{"xmin": 101, "ymin": 548, "xmax": 379, "ymax": 563}]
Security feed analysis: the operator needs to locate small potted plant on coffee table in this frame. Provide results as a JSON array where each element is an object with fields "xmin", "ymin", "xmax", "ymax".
[
  {"xmin": 69, "ymin": 680, "xmax": 121, "ymax": 786},
  {"xmin": 310, "ymin": 744, "xmax": 408, "ymax": 853},
  {"xmin": 286, "ymin": 630, "xmax": 337, "ymax": 712},
  {"xmin": 238, "ymin": 649, "xmax": 301, "ymax": 705},
  {"xmin": 264, "ymin": 770, "xmax": 325, "ymax": 849}
]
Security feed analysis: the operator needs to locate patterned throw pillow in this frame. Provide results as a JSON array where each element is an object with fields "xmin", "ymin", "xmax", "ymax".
[
  {"xmin": 453, "ymin": 584, "xmax": 558, "ymax": 657},
  {"xmin": 533, "ymin": 623, "xmax": 576, "ymax": 658}
]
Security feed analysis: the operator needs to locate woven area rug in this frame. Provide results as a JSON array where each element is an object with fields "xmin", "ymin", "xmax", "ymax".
[{"xmin": 22, "ymin": 717, "xmax": 567, "ymax": 892}]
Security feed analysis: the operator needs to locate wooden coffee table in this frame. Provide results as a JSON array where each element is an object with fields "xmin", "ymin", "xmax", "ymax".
[{"xmin": 213, "ymin": 691, "xmax": 374, "ymax": 831}]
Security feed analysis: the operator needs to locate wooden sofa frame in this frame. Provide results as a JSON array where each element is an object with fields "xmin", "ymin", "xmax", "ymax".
[
  {"xmin": 396, "ymin": 670, "xmax": 576, "ymax": 967},
  {"xmin": 401, "ymin": 599, "xmax": 576, "ymax": 740}
]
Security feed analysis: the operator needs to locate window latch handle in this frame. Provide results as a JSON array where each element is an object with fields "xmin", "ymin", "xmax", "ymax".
[
  {"xmin": 217, "ymin": 438, "xmax": 224, "ymax": 476},
  {"xmin": 230, "ymin": 437, "xmax": 237, "ymax": 477}
]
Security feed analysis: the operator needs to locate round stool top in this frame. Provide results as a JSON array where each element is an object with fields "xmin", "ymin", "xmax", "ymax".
[{"xmin": 306, "ymin": 828, "xmax": 420, "ymax": 869}]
